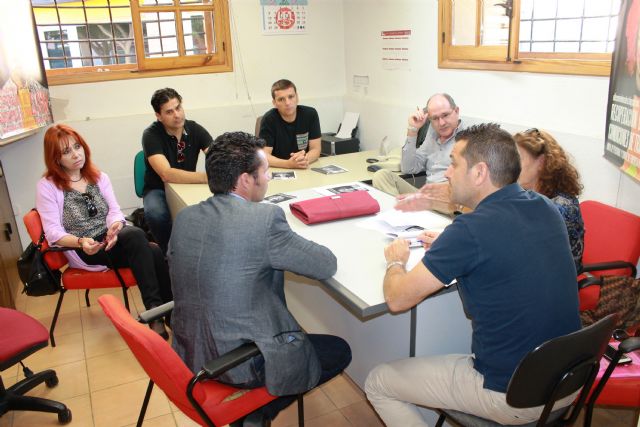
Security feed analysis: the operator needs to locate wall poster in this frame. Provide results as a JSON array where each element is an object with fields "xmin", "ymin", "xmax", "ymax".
[
  {"xmin": 0, "ymin": 0, "xmax": 53, "ymax": 146},
  {"xmin": 606, "ymin": 0, "xmax": 640, "ymax": 181},
  {"xmin": 381, "ymin": 30, "xmax": 411, "ymax": 70}
]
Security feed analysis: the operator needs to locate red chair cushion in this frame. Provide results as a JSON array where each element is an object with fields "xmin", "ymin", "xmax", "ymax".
[
  {"xmin": 581, "ymin": 201, "xmax": 640, "ymax": 276},
  {"xmin": 593, "ymin": 343, "xmax": 640, "ymax": 408},
  {"xmin": 98, "ymin": 295, "xmax": 276, "ymax": 426},
  {"xmin": 0, "ymin": 308, "xmax": 49, "ymax": 371},
  {"xmin": 62, "ymin": 267, "xmax": 137, "ymax": 290},
  {"xmin": 578, "ymin": 286, "xmax": 601, "ymax": 312}
]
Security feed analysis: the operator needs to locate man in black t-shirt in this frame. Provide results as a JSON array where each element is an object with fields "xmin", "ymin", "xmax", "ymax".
[
  {"xmin": 259, "ymin": 79, "xmax": 321, "ymax": 169},
  {"xmin": 142, "ymin": 88, "xmax": 212, "ymax": 254}
]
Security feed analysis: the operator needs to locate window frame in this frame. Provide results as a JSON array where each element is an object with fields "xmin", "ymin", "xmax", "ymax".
[
  {"xmin": 33, "ymin": 0, "xmax": 233, "ymax": 86},
  {"xmin": 438, "ymin": 0, "xmax": 614, "ymax": 76}
]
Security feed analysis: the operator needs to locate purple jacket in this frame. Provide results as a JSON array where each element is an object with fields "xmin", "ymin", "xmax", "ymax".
[{"xmin": 35, "ymin": 172, "xmax": 126, "ymax": 271}]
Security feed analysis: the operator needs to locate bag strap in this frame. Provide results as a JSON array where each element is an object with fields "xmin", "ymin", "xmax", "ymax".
[
  {"xmin": 36, "ymin": 231, "xmax": 46, "ymax": 248},
  {"xmin": 30, "ymin": 208, "xmax": 46, "ymax": 249}
]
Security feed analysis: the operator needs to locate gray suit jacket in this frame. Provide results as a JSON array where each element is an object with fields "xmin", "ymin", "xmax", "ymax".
[{"xmin": 168, "ymin": 194, "xmax": 337, "ymax": 396}]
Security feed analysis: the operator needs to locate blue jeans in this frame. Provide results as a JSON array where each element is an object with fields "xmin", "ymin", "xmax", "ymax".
[{"xmin": 143, "ymin": 189, "xmax": 172, "ymax": 254}]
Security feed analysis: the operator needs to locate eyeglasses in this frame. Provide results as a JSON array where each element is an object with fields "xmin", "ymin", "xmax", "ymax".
[
  {"xmin": 428, "ymin": 110, "xmax": 454, "ymax": 123},
  {"xmin": 177, "ymin": 140, "xmax": 186, "ymax": 163},
  {"xmin": 522, "ymin": 128, "xmax": 547, "ymax": 152},
  {"xmin": 82, "ymin": 194, "xmax": 98, "ymax": 217}
]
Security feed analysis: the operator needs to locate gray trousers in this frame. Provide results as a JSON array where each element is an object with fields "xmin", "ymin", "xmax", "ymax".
[{"xmin": 372, "ymin": 169, "xmax": 419, "ymax": 196}]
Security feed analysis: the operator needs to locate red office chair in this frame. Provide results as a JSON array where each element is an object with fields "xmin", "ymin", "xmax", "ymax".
[
  {"xmin": 23, "ymin": 209, "xmax": 137, "ymax": 347},
  {"xmin": 98, "ymin": 295, "xmax": 305, "ymax": 427},
  {"xmin": 584, "ymin": 333, "xmax": 640, "ymax": 426},
  {"xmin": 0, "ymin": 307, "xmax": 72, "ymax": 424},
  {"xmin": 577, "ymin": 201, "xmax": 640, "ymax": 311}
]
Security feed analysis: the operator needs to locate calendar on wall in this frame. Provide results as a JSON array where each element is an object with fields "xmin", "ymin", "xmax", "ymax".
[{"xmin": 260, "ymin": 0, "xmax": 308, "ymax": 35}]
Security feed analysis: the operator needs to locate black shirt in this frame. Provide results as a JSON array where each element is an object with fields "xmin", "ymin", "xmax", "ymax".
[
  {"xmin": 141, "ymin": 120, "xmax": 213, "ymax": 194},
  {"xmin": 259, "ymin": 105, "xmax": 321, "ymax": 160}
]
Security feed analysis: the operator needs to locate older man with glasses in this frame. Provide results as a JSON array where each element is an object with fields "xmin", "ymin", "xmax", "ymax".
[{"xmin": 372, "ymin": 93, "xmax": 466, "ymax": 205}]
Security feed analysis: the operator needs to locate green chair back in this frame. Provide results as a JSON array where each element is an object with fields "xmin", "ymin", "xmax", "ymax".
[{"xmin": 134, "ymin": 150, "xmax": 146, "ymax": 198}]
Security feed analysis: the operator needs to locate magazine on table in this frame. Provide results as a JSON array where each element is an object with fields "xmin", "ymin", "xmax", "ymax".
[
  {"xmin": 264, "ymin": 193, "xmax": 297, "ymax": 204},
  {"xmin": 311, "ymin": 164, "xmax": 348, "ymax": 174},
  {"xmin": 271, "ymin": 171, "xmax": 296, "ymax": 180},
  {"xmin": 314, "ymin": 182, "xmax": 370, "ymax": 196}
]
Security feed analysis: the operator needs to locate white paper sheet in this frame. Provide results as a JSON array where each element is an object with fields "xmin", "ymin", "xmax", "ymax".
[
  {"xmin": 365, "ymin": 209, "xmax": 451, "ymax": 233},
  {"xmin": 336, "ymin": 112, "xmax": 360, "ymax": 138}
]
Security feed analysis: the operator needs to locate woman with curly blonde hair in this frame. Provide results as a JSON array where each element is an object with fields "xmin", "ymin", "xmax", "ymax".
[{"xmin": 513, "ymin": 128, "xmax": 584, "ymax": 271}]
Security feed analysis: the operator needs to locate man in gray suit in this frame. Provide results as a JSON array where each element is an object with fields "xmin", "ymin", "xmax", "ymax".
[{"xmin": 169, "ymin": 131, "xmax": 351, "ymax": 427}]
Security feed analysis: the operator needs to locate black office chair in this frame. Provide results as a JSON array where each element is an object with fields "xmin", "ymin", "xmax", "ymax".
[{"xmin": 435, "ymin": 314, "xmax": 618, "ymax": 427}]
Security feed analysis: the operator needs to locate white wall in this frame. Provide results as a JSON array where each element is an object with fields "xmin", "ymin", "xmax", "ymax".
[
  {"xmin": 0, "ymin": 0, "xmax": 346, "ymax": 247},
  {"xmin": 342, "ymin": 0, "xmax": 640, "ymax": 215},
  {"xmin": 3, "ymin": 0, "xmax": 640, "ymax": 248}
]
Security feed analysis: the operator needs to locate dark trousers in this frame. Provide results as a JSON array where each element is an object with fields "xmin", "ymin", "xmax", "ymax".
[
  {"xmin": 143, "ymin": 189, "xmax": 172, "ymax": 255},
  {"xmin": 245, "ymin": 334, "xmax": 352, "ymax": 421},
  {"xmin": 77, "ymin": 226, "xmax": 172, "ymax": 309}
]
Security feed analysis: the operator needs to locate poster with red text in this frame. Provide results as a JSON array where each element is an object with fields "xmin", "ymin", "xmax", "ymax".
[{"xmin": 605, "ymin": 0, "xmax": 640, "ymax": 181}]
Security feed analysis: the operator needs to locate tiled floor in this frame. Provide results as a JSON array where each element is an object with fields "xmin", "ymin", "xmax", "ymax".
[
  {"xmin": 1, "ymin": 286, "xmax": 638, "ymax": 427},
  {"xmin": 0, "ymin": 287, "xmax": 384, "ymax": 427}
]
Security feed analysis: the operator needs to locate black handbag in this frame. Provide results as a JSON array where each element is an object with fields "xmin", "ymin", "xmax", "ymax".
[{"xmin": 17, "ymin": 232, "xmax": 61, "ymax": 296}]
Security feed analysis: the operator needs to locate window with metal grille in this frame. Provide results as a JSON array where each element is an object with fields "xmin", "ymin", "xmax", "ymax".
[
  {"xmin": 31, "ymin": 0, "xmax": 232, "ymax": 85},
  {"xmin": 439, "ymin": 0, "xmax": 620, "ymax": 76}
]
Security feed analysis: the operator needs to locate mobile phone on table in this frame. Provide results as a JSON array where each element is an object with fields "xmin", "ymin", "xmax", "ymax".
[{"xmin": 604, "ymin": 344, "xmax": 632, "ymax": 364}]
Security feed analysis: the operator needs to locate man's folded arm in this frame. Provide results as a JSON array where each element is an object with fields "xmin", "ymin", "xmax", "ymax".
[
  {"xmin": 267, "ymin": 208, "xmax": 337, "ymax": 280},
  {"xmin": 147, "ymin": 154, "xmax": 207, "ymax": 184}
]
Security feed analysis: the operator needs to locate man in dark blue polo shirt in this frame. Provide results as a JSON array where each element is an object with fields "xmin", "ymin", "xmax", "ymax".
[
  {"xmin": 365, "ymin": 123, "xmax": 581, "ymax": 426},
  {"xmin": 142, "ymin": 88, "xmax": 212, "ymax": 254}
]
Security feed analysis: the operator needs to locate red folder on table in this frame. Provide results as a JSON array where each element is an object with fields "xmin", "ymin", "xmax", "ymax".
[{"xmin": 289, "ymin": 190, "xmax": 380, "ymax": 225}]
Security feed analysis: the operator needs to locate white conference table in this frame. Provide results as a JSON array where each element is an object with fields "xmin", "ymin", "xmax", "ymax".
[
  {"xmin": 165, "ymin": 150, "xmax": 380, "ymax": 216},
  {"xmin": 165, "ymin": 150, "xmax": 472, "ymax": 398}
]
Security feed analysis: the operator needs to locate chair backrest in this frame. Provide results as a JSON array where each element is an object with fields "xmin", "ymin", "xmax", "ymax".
[
  {"xmin": 506, "ymin": 314, "xmax": 617, "ymax": 412},
  {"xmin": 580, "ymin": 200, "xmax": 640, "ymax": 275},
  {"xmin": 254, "ymin": 115, "xmax": 263, "ymax": 137},
  {"xmin": 134, "ymin": 150, "xmax": 146, "ymax": 198},
  {"xmin": 23, "ymin": 209, "xmax": 68, "ymax": 271},
  {"xmin": 98, "ymin": 295, "xmax": 206, "ymax": 423}
]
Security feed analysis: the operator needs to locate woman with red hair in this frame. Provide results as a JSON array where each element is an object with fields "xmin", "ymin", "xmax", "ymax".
[{"xmin": 36, "ymin": 124, "xmax": 171, "ymax": 338}]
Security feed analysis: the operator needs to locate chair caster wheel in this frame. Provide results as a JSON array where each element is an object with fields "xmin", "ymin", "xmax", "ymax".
[
  {"xmin": 45, "ymin": 375, "xmax": 59, "ymax": 387},
  {"xmin": 58, "ymin": 408, "xmax": 72, "ymax": 424}
]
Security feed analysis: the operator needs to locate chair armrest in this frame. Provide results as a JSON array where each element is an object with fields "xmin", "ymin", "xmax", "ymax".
[
  {"xmin": 185, "ymin": 341, "xmax": 262, "ymax": 426},
  {"xmin": 620, "ymin": 337, "xmax": 640, "ymax": 354},
  {"xmin": 398, "ymin": 171, "xmax": 427, "ymax": 179},
  {"xmin": 138, "ymin": 301, "xmax": 174, "ymax": 324},
  {"xmin": 185, "ymin": 343, "xmax": 261, "ymax": 427},
  {"xmin": 42, "ymin": 246, "xmax": 75, "ymax": 254},
  {"xmin": 580, "ymin": 261, "xmax": 637, "ymax": 278},
  {"xmin": 201, "ymin": 342, "xmax": 261, "ymax": 379},
  {"xmin": 578, "ymin": 275, "xmax": 603, "ymax": 289}
]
